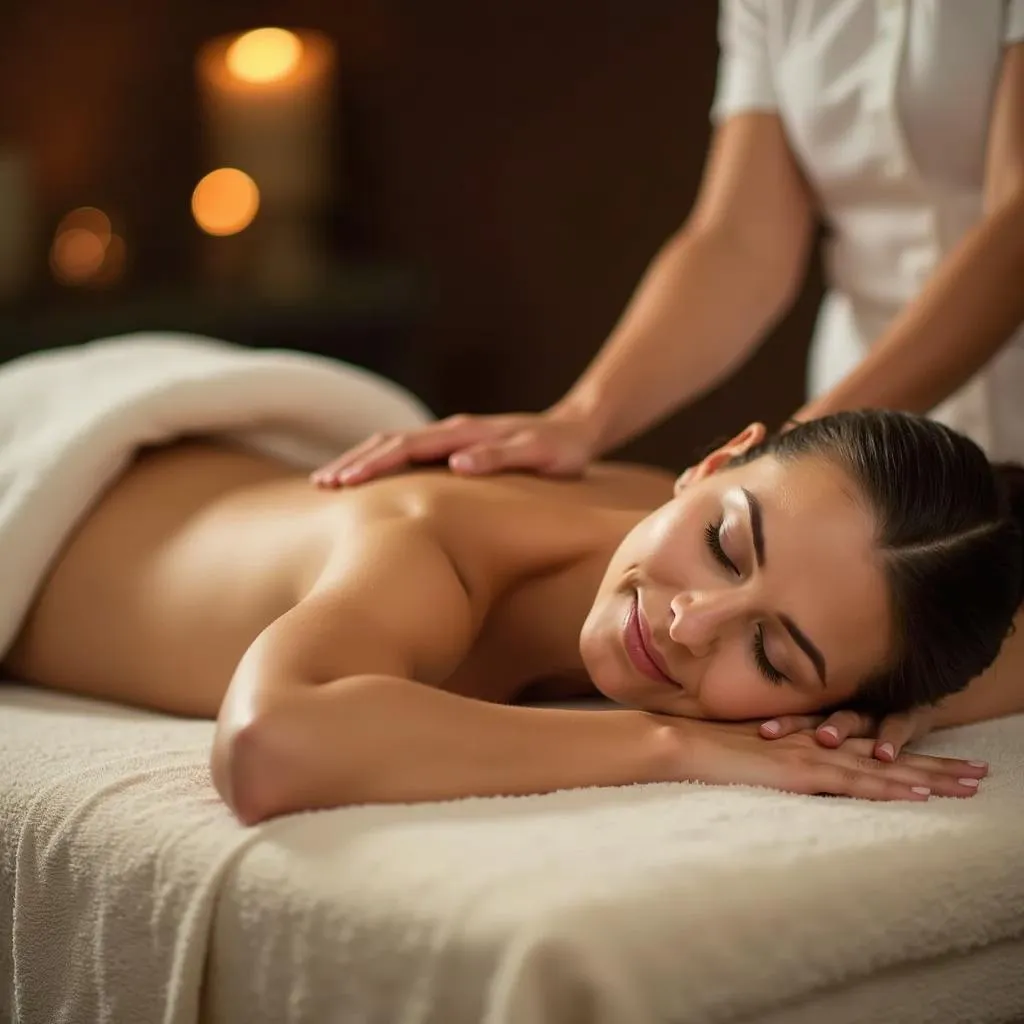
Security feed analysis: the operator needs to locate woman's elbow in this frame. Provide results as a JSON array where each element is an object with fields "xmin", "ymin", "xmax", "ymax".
[{"xmin": 211, "ymin": 717, "xmax": 300, "ymax": 825}]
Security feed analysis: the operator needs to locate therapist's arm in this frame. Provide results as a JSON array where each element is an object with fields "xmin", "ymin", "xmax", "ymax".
[
  {"xmin": 311, "ymin": 111, "xmax": 815, "ymax": 486},
  {"xmin": 794, "ymin": 44, "xmax": 1024, "ymax": 423},
  {"xmin": 553, "ymin": 112, "xmax": 816, "ymax": 455}
]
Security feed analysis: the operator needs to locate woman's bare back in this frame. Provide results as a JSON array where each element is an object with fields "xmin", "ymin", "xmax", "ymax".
[
  {"xmin": 5, "ymin": 440, "xmax": 675, "ymax": 717},
  {"xmin": 4, "ymin": 442, "xmax": 337, "ymax": 714}
]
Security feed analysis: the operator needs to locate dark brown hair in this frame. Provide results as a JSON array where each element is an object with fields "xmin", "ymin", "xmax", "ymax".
[{"xmin": 732, "ymin": 410, "xmax": 1024, "ymax": 714}]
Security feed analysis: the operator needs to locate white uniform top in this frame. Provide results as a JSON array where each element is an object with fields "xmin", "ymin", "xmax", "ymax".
[{"xmin": 712, "ymin": 0, "xmax": 1024, "ymax": 459}]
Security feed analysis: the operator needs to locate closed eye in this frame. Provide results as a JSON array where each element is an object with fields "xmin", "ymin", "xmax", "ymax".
[
  {"xmin": 705, "ymin": 519, "xmax": 788, "ymax": 684},
  {"xmin": 753, "ymin": 625, "xmax": 787, "ymax": 685},
  {"xmin": 704, "ymin": 520, "xmax": 739, "ymax": 576}
]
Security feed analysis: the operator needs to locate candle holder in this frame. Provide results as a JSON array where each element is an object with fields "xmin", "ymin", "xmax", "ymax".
[{"xmin": 196, "ymin": 28, "xmax": 337, "ymax": 296}]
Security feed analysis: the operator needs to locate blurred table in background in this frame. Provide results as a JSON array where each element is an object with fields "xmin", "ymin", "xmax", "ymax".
[{"xmin": 0, "ymin": 260, "xmax": 435, "ymax": 410}]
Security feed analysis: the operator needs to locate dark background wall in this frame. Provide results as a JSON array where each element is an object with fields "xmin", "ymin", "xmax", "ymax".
[{"xmin": 0, "ymin": 0, "xmax": 823, "ymax": 470}]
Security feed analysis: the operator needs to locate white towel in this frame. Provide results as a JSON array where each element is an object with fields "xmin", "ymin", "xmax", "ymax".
[
  {"xmin": 0, "ymin": 332, "xmax": 432, "ymax": 658},
  {"xmin": 3, "ymin": 684, "xmax": 1023, "ymax": 1024}
]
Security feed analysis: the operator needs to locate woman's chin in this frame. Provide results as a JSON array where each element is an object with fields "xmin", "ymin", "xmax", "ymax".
[
  {"xmin": 591, "ymin": 670, "xmax": 699, "ymax": 718},
  {"xmin": 588, "ymin": 671, "xmax": 633, "ymax": 706}
]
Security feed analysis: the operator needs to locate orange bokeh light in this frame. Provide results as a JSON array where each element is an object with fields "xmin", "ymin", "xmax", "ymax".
[
  {"xmin": 191, "ymin": 168, "xmax": 260, "ymax": 236},
  {"xmin": 50, "ymin": 206, "xmax": 123, "ymax": 286}
]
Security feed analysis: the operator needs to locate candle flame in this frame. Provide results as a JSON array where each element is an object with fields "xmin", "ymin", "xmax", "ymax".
[
  {"xmin": 225, "ymin": 28, "xmax": 303, "ymax": 84},
  {"xmin": 192, "ymin": 168, "xmax": 260, "ymax": 236}
]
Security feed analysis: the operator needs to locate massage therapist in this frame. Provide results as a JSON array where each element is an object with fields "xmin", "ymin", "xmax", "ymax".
[{"xmin": 313, "ymin": 1, "xmax": 1024, "ymax": 758}]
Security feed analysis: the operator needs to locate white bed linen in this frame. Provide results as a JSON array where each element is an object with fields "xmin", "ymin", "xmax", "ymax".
[{"xmin": 2, "ymin": 683, "xmax": 1022, "ymax": 1024}]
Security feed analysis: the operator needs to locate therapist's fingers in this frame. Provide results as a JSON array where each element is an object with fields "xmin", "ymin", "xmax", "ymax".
[
  {"xmin": 311, "ymin": 415, "xmax": 498, "ymax": 486},
  {"xmin": 315, "ymin": 433, "xmax": 416, "ymax": 485},
  {"xmin": 451, "ymin": 429, "xmax": 573, "ymax": 476},
  {"xmin": 759, "ymin": 715, "xmax": 824, "ymax": 739}
]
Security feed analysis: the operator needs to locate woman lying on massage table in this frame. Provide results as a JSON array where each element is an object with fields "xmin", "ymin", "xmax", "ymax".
[{"xmin": 5, "ymin": 410, "xmax": 1022, "ymax": 824}]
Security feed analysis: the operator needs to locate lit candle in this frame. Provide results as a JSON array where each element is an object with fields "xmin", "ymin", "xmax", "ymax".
[{"xmin": 196, "ymin": 28, "xmax": 336, "ymax": 214}]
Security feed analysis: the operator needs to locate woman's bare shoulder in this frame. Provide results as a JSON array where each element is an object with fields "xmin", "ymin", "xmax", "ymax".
[
  {"xmin": 557, "ymin": 461, "xmax": 677, "ymax": 509},
  {"xmin": 338, "ymin": 461, "xmax": 675, "ymax": 513}
]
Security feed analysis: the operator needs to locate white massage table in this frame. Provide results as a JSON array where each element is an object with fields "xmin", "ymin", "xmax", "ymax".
[{"xmin": 2, "ymin": 682, "xmax": 1023, "ymax": 1024}]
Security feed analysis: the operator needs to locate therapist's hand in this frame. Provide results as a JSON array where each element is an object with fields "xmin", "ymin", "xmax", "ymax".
[
  {"xmin": 310, "ymin": 410, "xmax": 598, "ymax": 487},
  {"xmin": 758, "ymin": 705, "xmax": 941, "ymax": 762}
]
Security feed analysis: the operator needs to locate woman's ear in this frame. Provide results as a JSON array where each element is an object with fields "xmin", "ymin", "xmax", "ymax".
[{"xmin": 674, "ymin": 423, "xmax": 767, "ymax": 495}]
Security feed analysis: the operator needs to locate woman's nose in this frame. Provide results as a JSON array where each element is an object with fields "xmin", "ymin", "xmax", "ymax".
[{"xmin": 668, "ymin": 589, "xmax": 740, "ymax": 657}]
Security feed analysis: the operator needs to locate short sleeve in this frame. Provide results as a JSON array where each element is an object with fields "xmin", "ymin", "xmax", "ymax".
[
  {"xmin": 1006, "ymin": 0, "xmax": 1024, "ymax": 44},
  {"xmin": 710, "ymin": 0, "xmax": 777, "ymax": 124}
]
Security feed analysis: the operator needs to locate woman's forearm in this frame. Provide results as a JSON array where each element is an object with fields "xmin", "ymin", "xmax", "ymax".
[
  {"xmin": 552, "ymin": 225, "xmax": 806, "ymax": 454},
  {"xmin": 215, "ymin": 675, "xmax": 682, "ymax": 822},
  {"xmin": 931, "ymin": 611, "xmax": 1024, "ymax": 730},
  {"xmin": 796, "ymin": 191, "xmax": 1024, "ymax": 423}
]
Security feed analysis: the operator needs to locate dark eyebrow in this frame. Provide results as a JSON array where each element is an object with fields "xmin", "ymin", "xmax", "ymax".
[
  {"xmin": 780, "ymin": 615, "xmax": 828, "ymax": 688},
  {"xmin": 742, "ymin": 488, "xmax": 765, "ymax": 567},
  {"xmin": 741, "ymin": 487, "xmax": 828, "ymax": 687}
]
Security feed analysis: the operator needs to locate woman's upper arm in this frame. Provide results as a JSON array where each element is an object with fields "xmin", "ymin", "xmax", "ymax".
[
  {"xmin": 984, "ymin": 40, "xmax": 1024, "ymax": 210},
  {"xmin": 219, "ymin": 521, "xmax": 475, "ymax": 725}
]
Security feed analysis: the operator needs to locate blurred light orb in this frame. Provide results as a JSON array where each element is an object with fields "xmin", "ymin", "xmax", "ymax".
[
  {"xmin": 94, "ymin": 232, "xmax": 127, "ymax": 285},
  {"xmin": 50, "ymin": 206, "xmax": 121, "ymax": 286},
  {"xmin": 51, "ymin": 229, "xmax": 106, "ymax": 284},
  {"xmin": 192, "ymin": 168, "xmax": 260, "ymax": 236},
  {"xmin": 226, "ymin": 28, "xmax": 303, "ymax": 84},
  {"xmin": 56, "ymin": 206, "xmax": 112, "ymax": 247}
]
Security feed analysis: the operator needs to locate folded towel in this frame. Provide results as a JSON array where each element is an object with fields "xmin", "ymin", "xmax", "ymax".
[{"xmin": 0, "ymin": 332, "xmax": 432, "ymax": 658}]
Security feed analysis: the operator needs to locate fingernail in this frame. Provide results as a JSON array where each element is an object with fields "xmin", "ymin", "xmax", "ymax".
[
  {"xmin": 957, "ymin": 778, "xmax": 981, "ymax": 788},
  {"xmin": 338, "ymin": 469, "xmax": 358, "ymax": 483},
  {"xmin": 878, "ymin": 742, "xmax": 895, "ymax": 761},
  {"xmin": 911, "ymin": 787, "xmax": 931, "ymax": 796},
  {"xmin": 820, "ymin": 725, "xmax": 840, "ymax": 741},
  {"xmin": 761, "ymin": 720, "xmax": 781, "ymax": 736},
  {"xmin": 968, "ymin": 761, "xmax": 988, "ymax": 768},
  {"xmin": 450, "ymin": 454, "xmax": 474, "ymax": 471}
]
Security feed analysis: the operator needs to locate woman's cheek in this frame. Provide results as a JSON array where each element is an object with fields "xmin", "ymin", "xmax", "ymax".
[
  {"xmin": 698, "ymin": 668, "xmax": 813, "ymax": 720},
  {"xmin": 638, "ymin": 503, "xmax": 696, "ymax": 571}
]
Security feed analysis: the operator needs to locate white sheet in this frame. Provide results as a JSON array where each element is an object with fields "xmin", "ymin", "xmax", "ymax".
[{"xmin": 3, "ymin": 683, "xmax": 1022, "ymax": 1024}]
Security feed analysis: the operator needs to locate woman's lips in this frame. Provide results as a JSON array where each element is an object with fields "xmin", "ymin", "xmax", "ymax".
[{"xmin": 623, "ymin": 592, "xmax": 679, "ymax": 687}]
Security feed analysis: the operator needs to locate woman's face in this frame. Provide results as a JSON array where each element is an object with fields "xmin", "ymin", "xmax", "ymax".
[{"xmin": 580, "ymin": 427, "xmax": 894, "ymax": 720}]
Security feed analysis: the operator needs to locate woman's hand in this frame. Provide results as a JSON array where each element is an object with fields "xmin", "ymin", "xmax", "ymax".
[
  {"xmin": 679, "ymin": 720, "xmax": 985, "ymax": 801},
  {"xmin": 310, "ymin": 410, "xmax": 597, "ymax": 488},
  {"xmin": 758, "ymin": 705, "xmax": 940, "ymax": 762}
]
